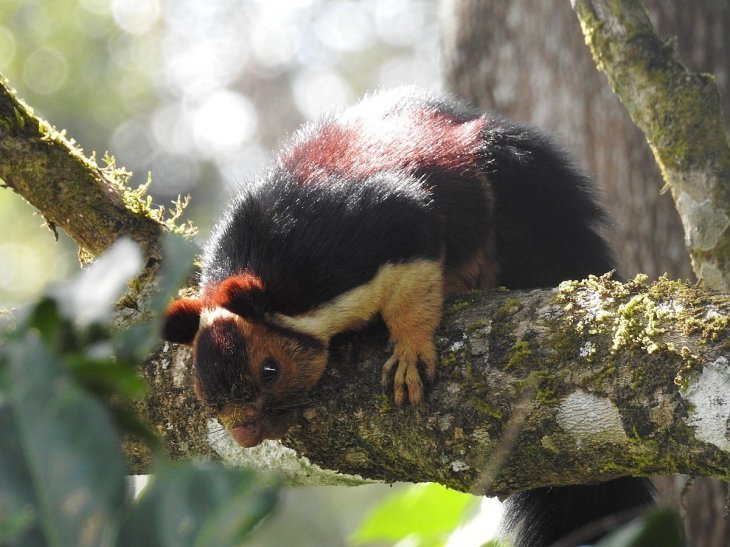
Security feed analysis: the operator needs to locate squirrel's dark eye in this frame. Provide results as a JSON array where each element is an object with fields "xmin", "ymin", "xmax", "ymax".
[{"xmin": 261, "ymin": 359, "xmax": 279, "ymax": 385}]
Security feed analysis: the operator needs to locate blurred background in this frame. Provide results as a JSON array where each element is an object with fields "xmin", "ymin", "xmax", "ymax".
[
  {"xmin": 0, "ymin": 0, "xmax": 442, "ymax": 307},
  {"xmin": 3, "ymin": 1, "xmax": 729, "ymax": 545}
]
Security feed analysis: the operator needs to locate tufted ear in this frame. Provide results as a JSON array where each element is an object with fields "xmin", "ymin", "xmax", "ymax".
[
  {"xmin": 214, "ymin": 273, "xmax": 266, "ymax": 319},
  {"xmin": 162, "ymin": 298, "xmax": 203, "ymax": 344}
]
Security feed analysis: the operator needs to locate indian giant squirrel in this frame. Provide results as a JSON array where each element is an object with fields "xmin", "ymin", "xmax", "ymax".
[{"xmin": 162, "ymin": 88, "xmax": 654, "ymax": 546}]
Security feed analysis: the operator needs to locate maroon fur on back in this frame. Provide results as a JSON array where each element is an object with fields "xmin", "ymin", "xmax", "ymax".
[{"xmin": 283, "ymin": 106, "xmax": 486, "ymax": 184}]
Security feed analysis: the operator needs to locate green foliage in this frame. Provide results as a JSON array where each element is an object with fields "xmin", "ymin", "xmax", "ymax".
[
  {"xmin": 0, "ymin": 234, "xmax": 278, "ymax": 546},
  {"xmin": 11, "ymin": 289, "xmax": 155, "ymax": 447},
  {"xmin": 119, "ymin": 464, "xmax": 277, "ymax": 547},
  {"xmin": 351, "ymin": 483, "xmax": 479, "ymax": 547},
  {"xmin": 1, "ymin": 328, "xmax": 128, "ymax": 546}
]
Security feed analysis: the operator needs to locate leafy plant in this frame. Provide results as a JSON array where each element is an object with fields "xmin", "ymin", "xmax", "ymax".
[
  {"xmin": 351, "ymin": 483, "xmax": 479, "ymax": 547},
  {"xmin": 0, "ymin": 234, "xmax": 278, "ymax": 547}
]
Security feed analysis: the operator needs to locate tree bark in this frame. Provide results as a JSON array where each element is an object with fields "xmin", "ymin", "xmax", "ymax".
[
  {"xmin": 0, "ymin": 78, "xmax": 162, "ymax": 267},
  {"xmin": 572, "ymin": 1, "xmax": 730, "ymax": 542},
  {"xmin": 440, "ymin": 0, "xmax": 730, "ymax": 282}
]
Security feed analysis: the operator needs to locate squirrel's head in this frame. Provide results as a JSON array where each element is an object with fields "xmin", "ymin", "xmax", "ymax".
[{"xmin": 162, "ymin": 273, "xmax": 328, "ymax": 447}]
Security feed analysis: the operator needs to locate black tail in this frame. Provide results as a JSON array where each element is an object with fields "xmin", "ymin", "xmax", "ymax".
[{"xmin": 502, "ymin": 477, "xmax": 655, "ymax": 546}]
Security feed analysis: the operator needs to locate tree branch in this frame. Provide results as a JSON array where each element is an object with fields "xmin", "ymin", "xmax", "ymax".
[
  {"xmin": 138, "ymin": 275, "xmax": 730, "ymax": 496},
  {"xmin": 0, "ymin": 78, "xmax": 163, "ymax": 265},
  {"xmin": 571, "ymin": 0, "xmax": 730, "ymax": 291}
]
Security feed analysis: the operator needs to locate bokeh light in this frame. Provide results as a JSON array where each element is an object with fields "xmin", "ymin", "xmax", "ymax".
[
  {"xmin": 0, "ymin": 26, "xmax": 16, "ymax": 66},
  {"xmin": 314, "ymin": 2, "xmax": 375, "ymax": 52},
  {"xmin": 111, "ymin": 0, "xmax": 160, "ymax": 35},
  {"xmin": 292, "ymin": 68, "xmax": 353, "ymax": 119},
  {"xmin": 22, "ymin": 47, "xmax": 68, "ymax": 95},
  {"xmin": 191, "ymin": 89, "xmax": 258, "ymax": 156},
  {"xmin": 0, "ymin": 0, "xmax": 442, "ymax": 306}
]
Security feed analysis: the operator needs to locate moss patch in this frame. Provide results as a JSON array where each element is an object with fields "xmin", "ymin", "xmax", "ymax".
[
  {"xmin": 498, "ymin": 297, "xmax": 523, "ymax": 316},
  {"xmin": 102, "ymin": 154, "xmax": 197, "ymax": 237},
  {"xmin": 466, "ymin": 319, "xmax": 491, "ymax": 334},
  {"xmin": 469, "ymin": 398, "xmax": 503, "ymax": 419},
  {"xmin": 503, "ymin": 340, "xmax": 532, "ymax": 371}
]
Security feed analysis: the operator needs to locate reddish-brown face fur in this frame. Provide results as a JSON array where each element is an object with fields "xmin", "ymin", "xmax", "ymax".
[
  {"xmin": 195, "ymin": 314, "xmax": 329, "ymax": 447},
  {"xmin": 163, "ymin": 275, "xmax": 329, "ymax": 448}
]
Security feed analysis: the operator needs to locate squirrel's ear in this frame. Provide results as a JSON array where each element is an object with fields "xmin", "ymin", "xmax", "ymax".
[
  {"xmin": 162, "ymin": 298, "xmax": 202, "ymax": 344},
  {"xmin": 214, "ymin": 274, "xmax": 266, "ymax": 319}
]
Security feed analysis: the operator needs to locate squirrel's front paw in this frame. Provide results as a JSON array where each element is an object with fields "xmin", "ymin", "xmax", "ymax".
[{"xmin": 381, "ymin": 342, "xmax": 437, "ymax": 406}]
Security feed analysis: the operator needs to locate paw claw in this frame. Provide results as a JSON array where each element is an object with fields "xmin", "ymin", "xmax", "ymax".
[
  {"xmin": 394, "ymin": 385, "xmax": 407, "ymax": 406},
  {"xmin": 380, "ymin": 342, "xmax": 436, "ymax": 406},
  {"xmin": 381, "ymin": 354, "xmax": 398, "ymax": 390}
]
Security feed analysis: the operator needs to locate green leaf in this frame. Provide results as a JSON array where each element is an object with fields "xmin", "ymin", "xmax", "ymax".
[
  {"xmin": 2, "ymin": 333, "xmax": 128, "ymax": 547},
  {"xmin": 117, "ymin": 463, "xmax": 278, "ymax": 547},
  {"xmin": 154, "ymin": 232, "xmax": 200, "ymax": 312},
  {"xmin": 0, "ymin": 391, "xmax": 43, "ymax": 546},
  {"xmin": 15, "ymin": 297, "xmax": 111, "ymax": 356},
  {"xmin": 114, "ymin": 232, "xmax": 198, "ymax": 363},
  {"xmin": 112, "ymin": 323, "xmax": 161, "ymax": 366},
  {"xmin": 16, "ymin": 297, "xmax": 79, "ymax": 354},
  {"xmin": 596, "ymin": 508, "xmax": 685, "ymax": 547},
  {"xmin": 351, "ymin": 483, "xmax": 478, "ymax": 547},
  {"xmin": 66, "ymin": 356, "xmax": 147, "ymax": 400},
  {"xmin": 23, "ymin": 297, "xmax": 63, "ymax": 348}
]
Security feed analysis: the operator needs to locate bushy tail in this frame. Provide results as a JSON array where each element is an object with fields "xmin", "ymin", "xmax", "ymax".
[{"xmin": 502, "ymin": 477, "xmax": 656, "ymax": 547}]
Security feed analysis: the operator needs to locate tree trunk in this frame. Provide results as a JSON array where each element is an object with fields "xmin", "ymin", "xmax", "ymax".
[{"xmin": 440, "ymin": 1, "xmax": 730, "ymax": 543}]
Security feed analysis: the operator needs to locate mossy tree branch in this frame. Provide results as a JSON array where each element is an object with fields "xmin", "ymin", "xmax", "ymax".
[
  {"xmin": 139, "ymin": 275, "xmax": 730, "ymax": 496},
  {"xmin": 0, "ymin": 78, "xmax": 164, "ymax": 266},
  {"xmin": 571, "ymin": 0, "xmax": 730, "ymax": 291}
]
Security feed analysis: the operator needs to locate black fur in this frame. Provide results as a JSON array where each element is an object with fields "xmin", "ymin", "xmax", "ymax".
[
  {"xmin": 429, "ymin": 172, "xmax": 495, "ymax": 274},
  {"xmin": 195, "ymin": 318, "xmax": 255, "ymax": 408},
  {"xmin": 200, "ymin": 87, "xmax": 653, "ymax": 545},
  {"xmin": 202, "ymin": 171, "xmax": 442, "ymax": 315},
  {"xmin": 504, "ymin": 477, "xmax": 656, "ymax": 546},
  {"xmin": 481, "ymin": 121, "xmax": 615, "ymax": 288},
  {"xmin": 263, "ymin": 319, "xmax": 327, "ymax": 352}
]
